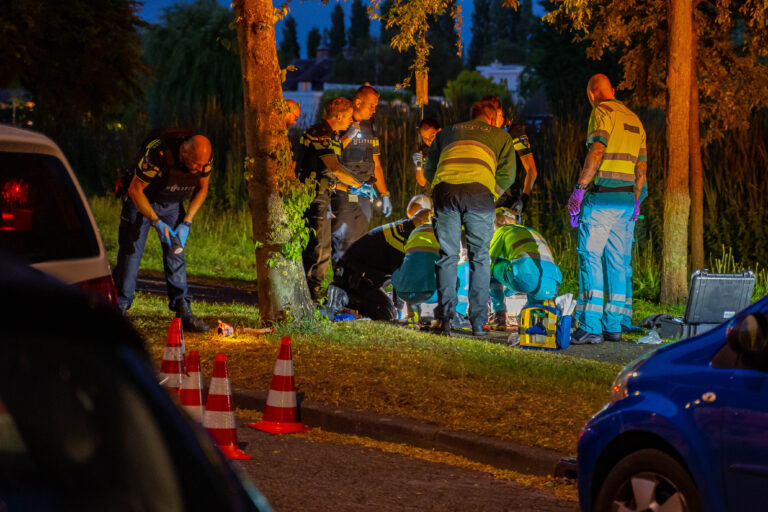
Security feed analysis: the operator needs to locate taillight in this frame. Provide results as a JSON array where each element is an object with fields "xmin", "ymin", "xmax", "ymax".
[
  {"xmin": 76, "ymin": 275, "xmax": 118, "ymax": 307},
  {"xmin": 1, "ymin": 179, "xmax": 30, "ymax": 206},
  {"xmin": 1, "ymin": 178, "xmax": 33, "ymax": 231}
]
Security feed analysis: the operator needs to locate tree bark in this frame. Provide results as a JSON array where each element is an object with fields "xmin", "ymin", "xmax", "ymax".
[
  {"xmin": 233, "ymin": 0, "xmax": 313, "ymax": 323},
  {"xmin": 660, "ymin": 0, "xmax": 693, "ymax": 304},
  {"xmin": 689, "ymin": 15, "xmax": 705, "ymax": 271}
]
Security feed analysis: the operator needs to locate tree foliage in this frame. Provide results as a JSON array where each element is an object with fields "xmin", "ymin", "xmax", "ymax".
[
  {"xmin": 349, "ymin": 0, "xmax": 371, "ymax": 47},
  {"xmin": 306, "ymin": 27, "xmax": 322, "ymax": 58},
  {"xmin": 443, "ymin": 70, "xmax": 510, "ymax": 121},
  {"xmin": 0, "ymin": 0, "xmax": 147, "ymax": 124},
  {"xmin": 329, "ymin": 4, "xmax": 347, "ymax": 56},
  {"xmin": 279, "ymin": 15, "xmax": 301, "ymax": 63}
]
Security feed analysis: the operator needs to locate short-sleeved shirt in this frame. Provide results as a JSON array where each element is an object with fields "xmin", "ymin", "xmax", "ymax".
[
  {"xmin": 298, "ymin": 120, "xmax": 342, "ymax": 184},
  {"xmin": 337, "ymin": 218, "xmax": 416, "ymax": 281},
  {"xmin": 341, "ymin": 119, "xmax": 380, "ymax": 182},
  {"xmin": 135, "ymin": 136, "xmax": 212, "ymax": 203},
  {"xmin": 586, "ymin": 100, "xmax": 647, "ymax": 196}
]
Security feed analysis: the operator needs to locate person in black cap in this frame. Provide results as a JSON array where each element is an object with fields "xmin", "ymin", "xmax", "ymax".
[{"xmin": 113, "ymin": 130, "xmax": 212, "ymax": 331}]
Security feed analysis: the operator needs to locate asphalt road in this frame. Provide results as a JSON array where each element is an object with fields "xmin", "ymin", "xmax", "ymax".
[{"xmin": 235, "ymin": 424, "xmax": 578, "ymax": 512}]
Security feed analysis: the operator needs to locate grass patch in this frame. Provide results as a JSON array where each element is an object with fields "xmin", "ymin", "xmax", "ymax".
[{"xmin": 130, "ymin": 293, "xmax": 622, "ymax": 455}]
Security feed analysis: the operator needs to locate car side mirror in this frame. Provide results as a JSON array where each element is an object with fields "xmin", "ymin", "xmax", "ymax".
[{"xmin": 727, "ymin": 313, "xmax": 768, "ymax": 358}]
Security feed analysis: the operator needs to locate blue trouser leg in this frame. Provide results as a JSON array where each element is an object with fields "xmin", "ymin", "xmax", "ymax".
[
  {"xmin": 463, "ymin": 208, "xmax": 494, "ymax": 331},
  {"xmin": 456, "ymin": 261, "xmax": 470, "ymax": 316},
  {"xmin": 576, "ymin": 200, "xmax": 610, "ymax": 334},
  {"xmin": 489, "ymin": 274, "xmax": 506, "ymax": 313},
  {"xmin": 621, "ymin": 220, "xmax": 636, "ymax": 328},
  {"xmin": 601, "ymin": 208, "xmax": 631, "ymax": 333},
  {"xmin": 156, "ymin": 202, "xmax": 190, "ymax": 311},
  {"xmin": 114, "ymin": 199, "xmax": 151, "ymax": 313},
  {"xmin": 433, "ymin": 207, "xmax": 461, "ymax": 322}
]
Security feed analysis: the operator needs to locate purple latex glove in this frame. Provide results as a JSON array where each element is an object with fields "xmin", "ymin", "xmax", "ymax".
[
  {"xmin": 630, "ymin": 199, "xmax": 641, "ymax": 221},
  {"xmin": 568, "ymin": 188, "xmax": 585, "ymax": 228}
]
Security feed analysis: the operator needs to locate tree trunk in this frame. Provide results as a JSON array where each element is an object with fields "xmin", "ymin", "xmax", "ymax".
[
  {"xmin": 660, "ymin": 0, "xmax": 693, "ymax": 304},
  {"xmin": 689, "ymin": 15, "xmax": 705, "ymax": 271},
  {"xmin": 233, "ymin": 0, "xmax": 313, "ymax": 323}
]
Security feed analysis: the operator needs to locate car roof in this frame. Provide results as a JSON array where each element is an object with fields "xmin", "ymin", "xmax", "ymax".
[{"xmin": 0, "ymin": 124, "xmax": 66, "ymax": 160}]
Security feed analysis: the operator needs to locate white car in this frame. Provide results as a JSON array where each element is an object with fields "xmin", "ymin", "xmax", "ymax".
[{"xmin": 0, "ymin": 124, "xmax": 116, "ymax": 305}]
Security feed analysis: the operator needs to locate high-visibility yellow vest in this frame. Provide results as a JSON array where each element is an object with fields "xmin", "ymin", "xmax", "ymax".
[{"xmin": 586, "ymin": 100, "xmax": 647, "ymax": 185}]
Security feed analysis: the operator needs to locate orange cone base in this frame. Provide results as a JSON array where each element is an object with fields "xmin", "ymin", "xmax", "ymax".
[
  {"xmin": 218, "ymin": 445, "xmax": 253, "ymax": 460},
  {"xmin": 247, "ymin": 420, "xmax": 311, "ymax": 434}
]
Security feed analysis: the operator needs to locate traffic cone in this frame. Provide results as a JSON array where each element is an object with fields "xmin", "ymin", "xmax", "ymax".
[
  {"xmin": 248, "ymin": 336, "xmax": 311, "ymax": 434},
  {"xmin": 180, "ymin": 350, "xmax": 204, "ymax": 423},
  {"xmin": 203, "ymin": 354, "xmax": 252, "ymax": 460},
  {"xmin": 159, "ymin": 318, "xmax": 185, "ymax": 393}
]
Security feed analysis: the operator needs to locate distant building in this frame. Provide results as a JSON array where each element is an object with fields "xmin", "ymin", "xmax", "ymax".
[{"xmin": 475, "ymin": 61, "xmax": 525, "ymax": 102}]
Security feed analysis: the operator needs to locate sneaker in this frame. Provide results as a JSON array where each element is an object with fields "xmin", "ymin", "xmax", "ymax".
[
  {"xmin": 621, "ymin": 324, "xmax": 643, "ymax": 334},
  {"xmin": 451, "ymin": 312, "xmax": 471, "ymax": 331},
  {"xmin": 174, "ymin": 299, "xmax": 210, "ymax": 332},
  {"xmin": 487, "ymin": 310, "xmax": 507, "ymax": 331},
  {"xmin": 603, "ymin": 331, "xmax": 623, "ymax": 342},
  {"xmin": 571, "ymin": 328, "xmax": 603, "ymax": 345}
]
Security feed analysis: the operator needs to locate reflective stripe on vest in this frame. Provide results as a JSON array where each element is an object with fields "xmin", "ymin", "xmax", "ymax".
[
  {"xmin": 432, "ymin": 140, "xmax": 498, "ymax": 196},
  {"xmin": 404, "ymin": 225, "xmax": 440, "ymax": 255},
  {"xmin": 383, "ymin": 222, "xmax": 409, "ymax": 253}
]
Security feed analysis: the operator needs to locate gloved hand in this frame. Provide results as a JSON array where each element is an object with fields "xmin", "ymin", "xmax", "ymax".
[
  {"xmin": 630, "ymin": 199, "xmax": 641, "ymax": 222},
  {"xmin": 176, "ymin": 221, "xmax": 192, "ymax": 247},
  {"xmin": 382, "ymin": 196, "xmax": 392, "ymax": 217},
  {"xmin": 349, "ymin": 183, "xmax": 378, "ymax": 199},
  {"xmin": 153, "ymin": 219, "xmax": 176, "ymax": 246},
  {"xmin": 568, "ymin": 188, "xmax": 585, "ymax": 228},
  {"xmin": 511, "ymin": 193, "xmax": 529, "ymax": 215},
  {"xmin": 345, "ymin": 122, "xmax": 361, "ymax": 140},
  {"xmin": 412, "ymin": 151, "xmax": 423, "ymax": 167}
]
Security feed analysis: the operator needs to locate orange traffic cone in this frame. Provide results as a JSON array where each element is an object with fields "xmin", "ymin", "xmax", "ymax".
[
  {"xmin": 203, "ymin": 354, "xmax": 252, "ymax": 460},
  {"xmin": 180, "ymin": 350, "xmax": 204, "ymax": 423},
  {"xmin": 159, "ymin": 318, "xmax": 185, "ymax": 393},
  {"xmin": 248, "ymin": 336, "xmax": 311, "ymax": 434}
]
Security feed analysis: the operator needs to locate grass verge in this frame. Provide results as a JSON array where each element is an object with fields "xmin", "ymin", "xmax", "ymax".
[{"xmin": 130, "ymin": 293, "xmax": 622, "ymax": 455}]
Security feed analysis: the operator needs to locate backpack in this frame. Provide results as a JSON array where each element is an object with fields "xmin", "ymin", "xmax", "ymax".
[{"xmin": 114, "ymin": 128, "xmax": 194, "ymax": 197}]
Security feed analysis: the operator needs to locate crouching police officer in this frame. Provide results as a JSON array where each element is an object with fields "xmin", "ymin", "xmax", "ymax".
[{"xmin": 113, "ymin": 130, "xmax": 212, "ymax": 331}]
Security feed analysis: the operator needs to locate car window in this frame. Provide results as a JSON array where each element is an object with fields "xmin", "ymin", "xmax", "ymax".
[
  {"xmin": 0, "ymin": 151, "xmax": 99, "ymax": 263},
  {"xmin": 0, "ymin": 338, "xmax": 184, "ymax": 512}
]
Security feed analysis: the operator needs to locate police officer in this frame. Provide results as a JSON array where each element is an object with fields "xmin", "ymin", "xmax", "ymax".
[
  {"xmin": 113, "ymin": 131, "xmax": 212, "ymax": 331},
  {"xmin": 424, "ymin": 102, "xmax": 517, "ymax": 336},
  {"xmin": 298, "ymin": 97, "xmax": 362, "ymax": 301},
  {"xmin": 332, "ymin": 85, "xmax": 392, "ymax": 265},
  {"xmin": 568, "ymin": 74, "xmax": 648, "ymax": 344},
  {"xmin": 326, "ymin": 196, "xmax": 432, "ymax": 321},
  {"xmin": 481, "ymin": 96, "xmax": 538, "ymax": 214},
  {"xmin": 413, "ymin": 118, "xmax": 441, "ymax": 193},
  {"xmin": 488, "ymin": 208, "xmax": 563, "ymax": 329}
]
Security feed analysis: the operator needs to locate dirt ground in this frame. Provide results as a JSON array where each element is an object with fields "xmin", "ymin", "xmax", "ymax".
[{"xmin": 237, "ymin": 424, "xmax": 579, "ymax": 512}]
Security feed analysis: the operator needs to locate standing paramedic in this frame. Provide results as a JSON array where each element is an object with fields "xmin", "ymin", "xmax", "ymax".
[
  {"xmin": 298, "ymin": 97, "xmax": 362, "ymax": 302},
  {"xmin": 424, "ymin": 101, "xmax": 516, "ymax": 336},
  {"xmin": 332, "ymin": 84, "xmax": 392, "ymax": 264},
  {"xmin": 568, "ymin": 74, "xmax": 647, "ymax": 344},
  {"xmin": 113, "ymin": 131, "xmax": 212, "ymax": 332}
]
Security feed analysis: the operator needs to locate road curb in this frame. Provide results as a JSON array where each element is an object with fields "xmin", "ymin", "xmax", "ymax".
[{"xmin": 232, "ymin": 386, "xmax": 566, "ymax": 477}]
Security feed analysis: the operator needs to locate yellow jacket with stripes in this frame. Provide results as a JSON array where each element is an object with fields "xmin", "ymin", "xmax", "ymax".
[{"xmin": 586, "ymin": 100, "xmax": 647, "ymax": 187}]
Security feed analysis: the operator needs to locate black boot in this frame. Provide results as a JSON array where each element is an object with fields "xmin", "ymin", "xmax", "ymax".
[{"xmin": 175, "ymin": 299, "xmax": 210, "ymax": 332}]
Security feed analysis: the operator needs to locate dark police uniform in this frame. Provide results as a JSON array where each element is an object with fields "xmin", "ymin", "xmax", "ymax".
[
  {"xmin": 497, "ymin": 122, "xmax": 533, "ymax": 206},
  {"xmin": 332, "ymin": 218, "xmax": 416, "ymax": 321},
  {"xmin": 113, "ymin": 131, "xmax": 212, "ymax": 313},
  {"xmin": 332, "ymin": 119, "xmax": 380, "ymax": 265},
  {"xmin": 298, "ymin": 120, "xmax": 342, "ymax": 300}
]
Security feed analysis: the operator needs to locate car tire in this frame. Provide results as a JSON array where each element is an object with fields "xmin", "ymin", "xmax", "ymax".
[{"xmin": 594, "ymin": 448, "xmax": 703, "ymax": 512}]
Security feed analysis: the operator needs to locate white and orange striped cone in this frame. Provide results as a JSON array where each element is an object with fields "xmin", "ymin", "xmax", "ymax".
[
  {"xmin": 159, "ymin": 318, "xmax": 185, "ymax": 394},
  {"xmin": 180, "ymin": 350, "xmax": 204, "ymax": 423},
  {"xmin": 203, "ymin": 354, "xmax": 252, "ymax": 460},
  {"xmin": 248, "ymin": 336, "xmax": 311, "ymax": 434}
]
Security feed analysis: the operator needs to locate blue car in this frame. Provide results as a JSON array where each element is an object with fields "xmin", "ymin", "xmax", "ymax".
[{"xmin": 577, "ymin": 294, "xmax": 768, "ymax": 512}]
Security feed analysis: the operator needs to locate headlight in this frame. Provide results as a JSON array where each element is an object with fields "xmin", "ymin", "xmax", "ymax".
[{"xmin": 610, "ymin": 351, "xmax": 653, "ymax": 403}]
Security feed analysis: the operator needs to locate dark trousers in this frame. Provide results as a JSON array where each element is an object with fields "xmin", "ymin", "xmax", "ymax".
[
  {"xmin": 302, "ymin": 190, "xmax": 333, "ymax": 299},
  {"xmin": 113, "ymin": 199, "xmax": 189, "ymax": 313},
  {"xmin": 336, "ymin": 267, "xmax": 396, "ymax": 321},
  {"xmin": 331, "ymin": 190, "xmax": 372, "ymax": 265},
  {"xmin": 432, "ymin": 183, "xmax": 495, "ymax": 331}
]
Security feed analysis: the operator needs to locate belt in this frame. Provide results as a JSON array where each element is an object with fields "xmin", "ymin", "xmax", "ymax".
[{"xmin": 593, "ymin": 185, "xmax": 634, "ymax": 193}]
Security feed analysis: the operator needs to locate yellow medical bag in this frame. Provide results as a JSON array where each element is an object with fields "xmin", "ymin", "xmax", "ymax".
[{"xmin": 519, "ymin": 305, "xmax": 559, "ymax": 350}]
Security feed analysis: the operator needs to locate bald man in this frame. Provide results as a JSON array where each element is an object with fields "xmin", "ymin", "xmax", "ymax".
[
  {"xmin": 568, "ymin": 74, "xmax": 648, "ymax": 344},
  {"xmin": 113, "ymin": 129, "xmax": 213, "ymax": 331}
]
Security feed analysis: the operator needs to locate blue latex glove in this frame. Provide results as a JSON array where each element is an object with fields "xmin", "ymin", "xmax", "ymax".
[
  {"xmin": 568, "ymin": 188, "xmax": 585, "ymax": 228},
  {"xmin": 412, "ymin": 151, "xmax": 423, "ymax": 167},
  {"xmin": 346, "ymin": 122, "xmax": 361, "ymax": 140},
  {"xmin": 382, "ymin": 196, "xmax": 392, "ymax": 217},
  {"xmin": 630, "ymin": 199, "xmax": 641, "ymax": 222},
  {"xmin": 349, "ymin": 183, "xmax": 378, "ymax": 199},
  {"xmin": 153, "ymin": 219, "xmax": 176, "ymax": 246},
  {"xmin": 176, "ymin": 221, "xmax": 192, "ymax": 247}
]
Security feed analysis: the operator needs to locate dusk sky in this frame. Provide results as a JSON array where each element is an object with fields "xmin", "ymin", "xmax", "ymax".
[{"xmin": 138, "ymin": 1, "xmax": 546, "ymax": 60}]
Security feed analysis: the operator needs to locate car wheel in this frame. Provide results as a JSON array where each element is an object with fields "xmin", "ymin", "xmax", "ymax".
[{"xmin": 594, "ymin": 448, "xmax": 703, "ymax": 512}]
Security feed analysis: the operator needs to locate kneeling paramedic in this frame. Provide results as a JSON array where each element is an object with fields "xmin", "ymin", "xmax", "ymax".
[
  {"xmin": 326, "ymin": 196, "xmax": 433, "ymax": 321},
  {"xmin": 113, "ymin": 130, "xmax": 212, "ymax": 332}
]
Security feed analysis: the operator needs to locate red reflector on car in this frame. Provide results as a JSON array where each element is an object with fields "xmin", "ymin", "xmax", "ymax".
[
  {"xmin": 76, "ymin": 275, "xmax": 118, "ymax": 307},
  {"xmin": 1, "ymin": 179, "xmax": 30, "ymax": 206}
]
